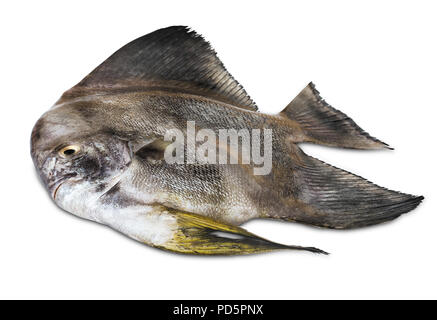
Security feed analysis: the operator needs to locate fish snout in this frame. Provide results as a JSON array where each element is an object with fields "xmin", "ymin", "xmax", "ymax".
[{"xmin": 32, "ymin": 151, "xmax": 78, "ymax": 199}]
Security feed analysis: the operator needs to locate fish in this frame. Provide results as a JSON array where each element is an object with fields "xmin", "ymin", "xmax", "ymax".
[{"xmin": 30, "ymin": 26, "xmax": 423, "ymax": 255}]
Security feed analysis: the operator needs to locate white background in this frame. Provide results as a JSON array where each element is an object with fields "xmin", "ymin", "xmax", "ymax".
[{"xmin": 1, "ymin": 1, "xmax": 436, "ymax": 299}]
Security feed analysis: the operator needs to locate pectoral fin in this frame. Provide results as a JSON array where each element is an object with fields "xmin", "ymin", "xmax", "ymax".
[{"xmin": 162, "ymin": 209, "xmax": 327, "ymax": 255}]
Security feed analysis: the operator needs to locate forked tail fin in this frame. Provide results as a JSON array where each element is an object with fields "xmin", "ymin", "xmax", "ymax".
[
  {"xmin": 280, "ymin": 83, "xmax": 391, "ymax": 149},
  {"xmin": 275, "ymin": 145, "xmax": 423, "ymax": 229}
]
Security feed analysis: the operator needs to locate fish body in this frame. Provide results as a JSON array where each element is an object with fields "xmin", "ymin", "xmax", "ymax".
[{"xmin": 31, "ymin": 26, "xmax": 423, "ymax": 255}]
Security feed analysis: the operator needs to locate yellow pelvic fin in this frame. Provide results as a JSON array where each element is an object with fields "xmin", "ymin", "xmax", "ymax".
[{"xmin": 161, "ymin": 209, "xmax": 327, "ymax": 256}]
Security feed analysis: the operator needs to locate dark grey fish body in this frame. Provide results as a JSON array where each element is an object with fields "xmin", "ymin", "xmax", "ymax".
[
  {"xmin": 34, "ymin": 92, "xmax": 289, "ymax": 227},
  {"xmin": 31, "ymin": 26, "xmax": 422, "ymax": 255}
]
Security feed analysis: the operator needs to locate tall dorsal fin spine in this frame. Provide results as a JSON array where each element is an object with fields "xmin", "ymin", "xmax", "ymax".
[{"xmin": 59, "ymin": 26, "xmax": 257, "ymax": 111}]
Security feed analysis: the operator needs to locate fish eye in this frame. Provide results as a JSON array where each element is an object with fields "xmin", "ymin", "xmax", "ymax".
[{"xmin": 59, "ymin": 145, "xmax": 81, "ymax": 157}]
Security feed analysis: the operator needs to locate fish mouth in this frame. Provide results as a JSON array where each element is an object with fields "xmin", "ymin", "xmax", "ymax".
[
  {"xmin": 53, "ymin": 182, "xmax": 65, "ymax": 200},
  {"xmin": 48, "ymin": 173, "xmax": 78, "ymax": 200}
]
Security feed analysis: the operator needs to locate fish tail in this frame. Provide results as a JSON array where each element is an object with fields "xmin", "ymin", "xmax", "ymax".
[
  {"xmin": 267, "ymin": 144, "xmax": 423, "ymax": 229},
  {"xmin": 280, "ymin": 82, "xmax": 391, "ymax": 149}
]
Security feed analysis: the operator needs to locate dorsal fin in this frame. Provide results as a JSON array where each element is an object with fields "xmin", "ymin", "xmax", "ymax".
[{"xmin": 59, "ymin": 26, "xmax": 257, "ymax": 111}]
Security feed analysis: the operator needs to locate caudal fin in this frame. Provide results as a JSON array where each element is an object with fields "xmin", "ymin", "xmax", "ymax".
[
  {"xmin": 272, "ymin": 145, "xmax": 423, "ymax": 229},
  {"xmin": 280, "ymin": 83, "xmax": 391, "ymax": 149}
]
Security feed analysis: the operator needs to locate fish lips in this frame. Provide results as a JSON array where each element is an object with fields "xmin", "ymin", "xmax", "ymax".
[{"xmin": 48, "ymin": 173, "xmax": 78, "ymax": 200}]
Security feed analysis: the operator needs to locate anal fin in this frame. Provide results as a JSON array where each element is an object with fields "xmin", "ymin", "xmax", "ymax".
[
  {"xmin": 277, "ymin": 145, "xmax": 424, "ymax": 229},
  {"xmin": 281, "ymin": 83, "xmax": 390, "ymax": 149}
]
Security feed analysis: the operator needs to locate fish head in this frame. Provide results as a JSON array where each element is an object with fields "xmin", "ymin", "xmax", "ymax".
[{"xmin": 31, "ymin": 107, "xmax": 132, "ymax": 205}]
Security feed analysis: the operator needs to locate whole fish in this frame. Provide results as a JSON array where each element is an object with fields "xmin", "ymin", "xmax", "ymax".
[{"xmin": 31, "ymin": 26, "xmax": 423, "ymax": 255}]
